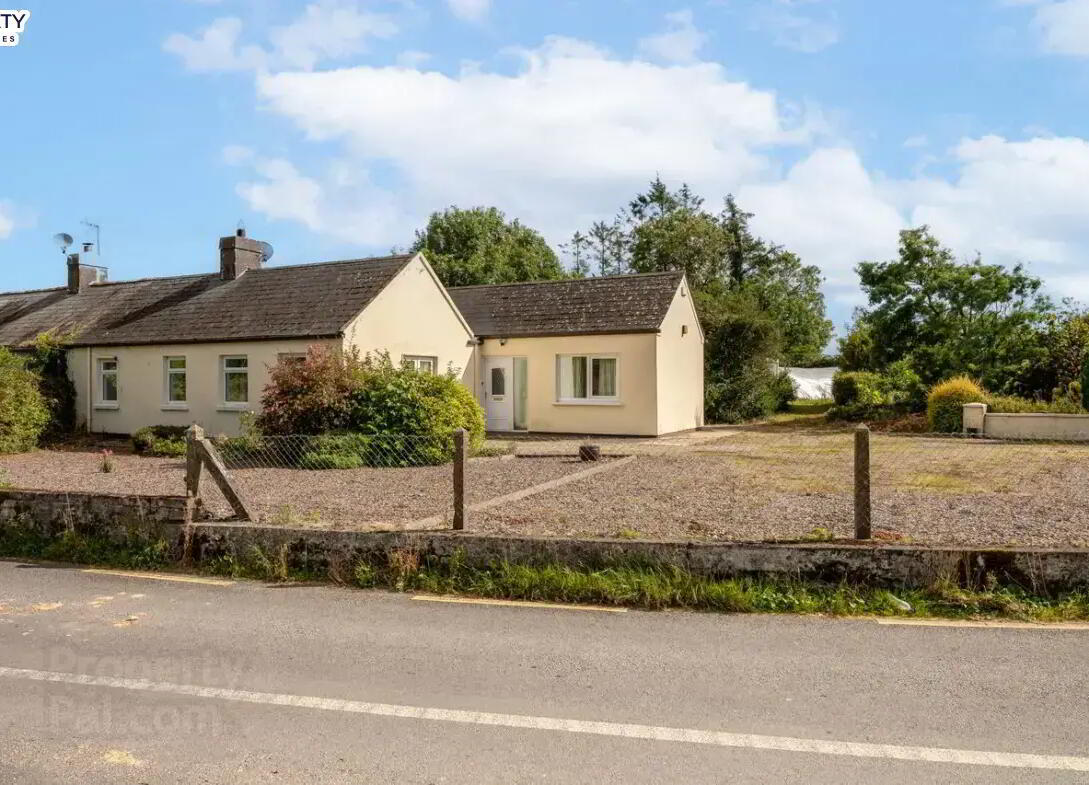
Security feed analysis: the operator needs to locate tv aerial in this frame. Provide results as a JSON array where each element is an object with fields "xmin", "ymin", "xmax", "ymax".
[{"xmin": 53, "ymin": 232, "xmax": 74, "ymax": 255}]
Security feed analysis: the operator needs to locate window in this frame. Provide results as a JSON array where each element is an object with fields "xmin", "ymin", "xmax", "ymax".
[
  {"xmin": 97, "ymin": 358, "xmax": 118, "ymax": 404},
  {"xmin": 222, "ymin": 356, "xmax": 248, "ymax": 405},
  {"xmin": 404, "ymin": 355, "xmax": 437, "ymax": 374},
  {"xmin": 164, "ymin": 356, "xmax": 186, "ymax": 405},
  {"xmin": 490, "ymin": 366, "xmax": 506, "ymax": 397},
  {"xmin": 556, "ymin": 355, "xmax": 618, "ymax": 402}
]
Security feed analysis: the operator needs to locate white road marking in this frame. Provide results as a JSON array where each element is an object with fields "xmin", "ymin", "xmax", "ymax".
[
  {"xmin": 82, "ymin": 569, "xmax": 234, "ymax": 587},
  {"xmin": 412, "ymin": 595, "xmax": 627, "ymax": 613},
  {"xmin": 875, "ymin": 618, "xmax": 1089, "ymax": 630},
  {"xmin": 0, "ymin": 666, "xmax": 1086, "ymax": 772}
]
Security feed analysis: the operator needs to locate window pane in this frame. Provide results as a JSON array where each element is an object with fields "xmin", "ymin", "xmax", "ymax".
[
  {"xmin": 571, "ymin": 356, "xmax": 587, "ymax": 398},
  {"xmin": 513, "ymin": 357, "xmax": 528, "ymax": 430},
  {"xmin": 102, "ymin": 373, "xmax": 117, "ymax": 402},
  {"xmin": 420, "ymin": 359, "xmax": 434, "ymax": 373},
  {"xmin": 100, "ymin": 360, "xmax": 117, "ymax": 372},
  {"xmin": 557, "ymin": 356, "xmax": 588, "ymax": 399},
  {"xmin": 592, "ymin": 358, "xmax": 616, "ymax": 397},
  {"xmin": 169, "ymin": 372, "xmax": 186, "ymax": 402},
  {"xmin": 225, "ymin": 371, "xmax": 248, "ymax": 402},
  {"xmin": 225, "ymin": 357, "xmax": 247, "ymax": 369},
  {"xmin": 490, "ymin": 367, "xmax": 505, "ymax": 396},
  {"xmin": 168, "ymin": 358, "xmax": 186, "ymax": 370}
]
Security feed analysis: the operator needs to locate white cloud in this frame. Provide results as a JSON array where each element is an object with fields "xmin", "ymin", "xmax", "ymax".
[
  {"xmin": 0, "ymin": 201, "xmax": 15, "ymax": 240},
  {"xmin": 163, "ymin": 17, "xmax": 267, "ymax": 72},
  {"xmin": 751, "ymin": 0, "xmax": 840, "ymax": 53},
  {"xmin": 638, "ymin": 9, "xmax": 708, "ymax": 64},
  {"xmin": 446, "ymin": 0, "xmax": 490, "ymax": 23},
  {"xmin": 269, "ymin": 1, "xmax": 398, "ymax": 71},
  {"xmin": 247, "ymin": 36, "xmax": 815, "ymax": 243},
  {"xmin": 738, "ymin": 148, "xmax": 905, "ymax": 293},
  {"xmin": 1031, "ymin": 0, "xmax": 1089, "ymax": 56},
  {"xmin": 230, "ymin": 155, "xmax": 407, "ymax": 245},
  {"xmin": 164, "ymin": 2, "xmax": 397, "ymax": 73},
  {"xmin": 904, "ymin": 135, "xmax": 1089, "ymax": 276}
]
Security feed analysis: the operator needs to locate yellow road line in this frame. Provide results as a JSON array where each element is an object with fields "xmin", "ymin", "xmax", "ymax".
[
  {"xmin": 82, "ymin": 569, "xmax": 234, "ymax": 587},
  {"xmin": 411, "ymin": 595, "xmax": 626, "ymax": 613},
  {"xmin": 875, "ymin": 618, "xmax": 1089, "ymax": 630}
]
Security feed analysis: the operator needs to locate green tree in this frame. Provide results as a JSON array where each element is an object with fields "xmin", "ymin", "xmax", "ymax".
[
  {"xmin": 1082, "ymin": 355, "xmax": 1089, "ymax": 411},
  {"xmin": 837, "ymin": 318, "xmax": 877, "ymax": 371},
  {"xmin": 411, "ymin": 206, "xmax": 564, "ymax": 287},
  {"xmin": 586, "ymin": 219, "xmax": 628, "ymax": 276},
  {"xmin": 560, "ymin": 230, "xmax": 591, "ymax": 278},
  {"xmin": 855, "ymin": 227, "xmax": 1053, "ymax": 391}
]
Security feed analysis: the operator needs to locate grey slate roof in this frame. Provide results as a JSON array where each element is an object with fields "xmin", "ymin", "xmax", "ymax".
[
  {"xmin": 448, "ymin": 272, "xmax": 685, "ymax": 338},
  {"xmin": 0, "ymin": 255, "xmax": 413, "ymax": 348}
]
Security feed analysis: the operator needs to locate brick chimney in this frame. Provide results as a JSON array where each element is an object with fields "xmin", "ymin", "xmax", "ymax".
[
  {"xmin": 66, "ymin": 247, "xmax": 107, "ymax": 294},
  {"xmin": 219, "ymin": 228, "xmax": 264, "ymax": 280}
]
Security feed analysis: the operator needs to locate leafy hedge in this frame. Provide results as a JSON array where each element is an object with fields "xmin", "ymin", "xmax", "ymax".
[
  {"xmin": 831, "ymin": 371, "xmax": 883, "ymax": 406},
  {"xmin": 132, "ymin": 425, "xmax": 188, "ymax": 457},
  {"xmin": 984, "ymin": 395, "xmax": 1084, "ymax": 415},
  {"xmin": 1082, "ymin": 357, "xmax": 1089, "ymax": 411},
  {"xmin": 258, "ymin": 347, "xmax": 485, "ymax": 466},
  {"xmin": 0, "ymin": 348, "xmax": 49, "ymax": 453}
]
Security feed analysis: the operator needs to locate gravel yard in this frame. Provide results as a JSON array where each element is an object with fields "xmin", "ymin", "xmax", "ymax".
[{"xmin": 3, "ymin": 426, "xmax": 1089, "ymax": 545}]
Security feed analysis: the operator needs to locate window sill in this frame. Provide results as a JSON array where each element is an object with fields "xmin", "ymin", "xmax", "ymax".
[
  {"xmin": 553, "ymin": 399, "xmax": 623, "ymax": 407},
  {"xmin": 93, "ymin": 403, "xmax": 119, "ymax": 411},
  {"xmin": 161, "ymin": 405, "xmax": 189, "ymax": 412},
  {"xmin": 217, "ymin": 404, "xmax": 250, "ymax": 412}
]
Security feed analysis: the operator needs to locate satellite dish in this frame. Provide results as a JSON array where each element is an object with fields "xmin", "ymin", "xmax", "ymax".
[
  {"xmin": 257, "ymin": 241, "xmax": 274, "ymax": 263},
  {"xmin": 53, "ymin": 233, "xmax": 74, "ymax": 254}
]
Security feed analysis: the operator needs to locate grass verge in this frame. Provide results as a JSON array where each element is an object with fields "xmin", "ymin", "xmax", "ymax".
[{"xmin": 3, "ymin": 525, "xmax": 1089, "ymax": 622}]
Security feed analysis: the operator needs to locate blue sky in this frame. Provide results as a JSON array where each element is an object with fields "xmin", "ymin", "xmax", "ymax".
[{"xmin": 3, "ymin": 0, "xmax": 1089, "ymax": 333}]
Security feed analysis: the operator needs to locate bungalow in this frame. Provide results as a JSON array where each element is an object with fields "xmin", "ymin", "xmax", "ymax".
[{"xmin": 0, "ymin": 231, "xmax": 703, "ymax": 437}]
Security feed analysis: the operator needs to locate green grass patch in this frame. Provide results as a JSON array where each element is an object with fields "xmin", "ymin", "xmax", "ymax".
[
  {"xmin": 787, "ymin": 399, "xmax": 834, "ymax": 415},
  {"xmin": 4, "ymin": 527, "xmax": 1089, "ymax": 623}
]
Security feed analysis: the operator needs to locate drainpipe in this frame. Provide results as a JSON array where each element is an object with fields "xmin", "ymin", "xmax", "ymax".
[{"xmin": 86, "ymin": 348, "xmax": 92, "ymax": 434}]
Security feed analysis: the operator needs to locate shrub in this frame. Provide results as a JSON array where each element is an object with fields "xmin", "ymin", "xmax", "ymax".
[
  {"xmin": 826, "ymin": 402, "xmax": 908, "ymax": 424},
  {"xmin": 132, "ymin": 425, "xmax": 188, "ymax": 457},
  {"xmin": 28, "ymin": 331, "xmax": 77, "ymax": 443},
  {"xmin": 0, "ymin": 348, "xmax": 49, "ymax": 453},
  {"xmin": 984, "ymin": 395, "xmax": 1084, "ymax": 415},
  {"xmin": 1083, "ymin": 356, "xmax": 1089, "ymax": 411},
  {"xmin": 257, "ymin": 348, "xmax": 486, "ymax": 466},
  {"xmin": 926, "ymin": 376, "xmax": 985, "ymax": 433},
  {"xmin": 879, "ymin": 358, "xmax": 927, "ymax": 411},
  {"xmin": 832, "ymin": 371, "xmax": 883, "ymax": 407}
]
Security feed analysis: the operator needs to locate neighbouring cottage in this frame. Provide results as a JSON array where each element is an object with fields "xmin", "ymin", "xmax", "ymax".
[{"xmin": 0, "ymin": 231, "xmax": 703, "ymax": 437}]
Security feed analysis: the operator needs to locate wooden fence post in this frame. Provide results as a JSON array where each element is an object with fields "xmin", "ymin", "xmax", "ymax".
[
  {"xmin": 185, "ymin": 424, "xmax": 204, "ymax": 501},
  {"xmin": 854, "ymin": 424, "xmax": 872, "ymax": 540},
  {"xmin": 453, "ymin": 429, "xmax": 466, "ymax": 531}
]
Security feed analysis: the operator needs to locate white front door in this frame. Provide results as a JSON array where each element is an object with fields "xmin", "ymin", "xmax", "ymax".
[{"xmin": 485, "ymin": 357, "xmax": 514, "ymax": 431}]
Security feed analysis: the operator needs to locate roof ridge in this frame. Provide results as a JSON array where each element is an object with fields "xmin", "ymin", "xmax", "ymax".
[
  {"xmin": 0, "ymin": 285, "xmax": 67, "ymax": 297},
  {"xmin": 449, "ymin": 270, "xmax": 682, "ymax": 291},
  {"xmin": 89, "ymin": 272, "xmax": 217, "ymax": 288},
  {"xmin": 254, "ymin": 253, "xmax": 414, "ymax": 274}
]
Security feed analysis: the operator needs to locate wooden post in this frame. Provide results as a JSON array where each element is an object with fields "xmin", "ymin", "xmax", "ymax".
[
  {"xmin": 196, "ymin": 438, "xmax": 256, "ymax": 522},
  {"xmin": 854, "ymin": 424, "xmax": 872, "ymax": 540},
  {"xmin": 453, "ymin": 429, "xmax": 466, "ymax": 531},
  {"xmin": 185, "ymin": 424, "xmax": 204, "ymax": 500}
]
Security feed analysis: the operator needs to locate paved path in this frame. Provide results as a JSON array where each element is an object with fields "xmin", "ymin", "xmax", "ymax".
[{"xmin": 1, "ymin": 559, "xmax": 1087, "ymax": 783}]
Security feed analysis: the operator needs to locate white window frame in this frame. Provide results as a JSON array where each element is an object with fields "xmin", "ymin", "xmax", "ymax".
[
  {"xmin": 403, "ymin": 355, "xmax": 438, "ymax": 374},
  {"xmin": 555, "ymin": 354, "xmax": 620, "ymax": 404},
  {"xmin": 220, "ymin": 355, "xmax": 249, "ymax": 408},
  {"xmin": 163, "ymin": 356, "xmax": 188, "ymax": 409},
  {"xmin": 96, "ymin": 357, "xmax": 119, "ymax": 409}
]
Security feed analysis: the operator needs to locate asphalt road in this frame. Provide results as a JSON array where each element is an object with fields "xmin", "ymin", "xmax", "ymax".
[{"xmin": 1, "ymin": 559, "xmax": 1088, "ymax": 784}]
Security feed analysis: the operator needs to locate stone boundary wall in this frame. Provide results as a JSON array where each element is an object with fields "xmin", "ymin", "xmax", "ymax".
[
  {"xmin": 0, "ymin": 489, "xmax": 191, "ymax": 537},
  {"xmin": 5, "ymin": 500, "xmax": 1089, "ymax": 592},
  {"xmin": 184, "ymin": 523, "xmax": 1089, "ymax": 593}
]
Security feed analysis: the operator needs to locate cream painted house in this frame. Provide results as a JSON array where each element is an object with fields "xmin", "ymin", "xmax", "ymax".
[
  {"xmin": 450, "ymin": 273, "xmax": 704, "ymax": 436},
  {"xmin": 0, "ymin": 232, "xmax": 703, "ymax": 437}
]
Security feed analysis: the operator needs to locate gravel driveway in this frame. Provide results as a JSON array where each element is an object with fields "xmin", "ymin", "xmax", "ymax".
[{"xmin": 3, "ymin": 427, "xmax": 1088, "ymax": 545}]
